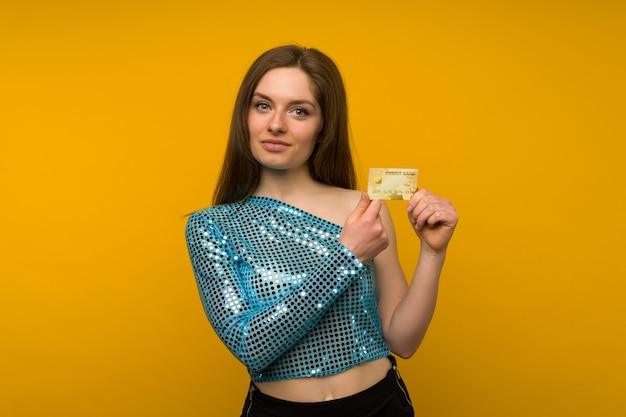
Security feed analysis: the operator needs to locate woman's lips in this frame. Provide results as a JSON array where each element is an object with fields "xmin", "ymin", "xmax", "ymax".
[{"xmin": 260, "ymin": 139, "xmax": 291, "ymax": 152}]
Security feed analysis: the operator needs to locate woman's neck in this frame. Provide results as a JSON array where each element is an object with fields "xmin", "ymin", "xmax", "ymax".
[{"xmin": 253, "ymin": 167, "xmax": 327, "ymax": 203}]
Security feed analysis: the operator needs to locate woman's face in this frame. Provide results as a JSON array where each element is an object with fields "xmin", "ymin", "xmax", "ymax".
[{"xmin": 248, "ymin": 67, "xmax": 323, "ymax": 174}]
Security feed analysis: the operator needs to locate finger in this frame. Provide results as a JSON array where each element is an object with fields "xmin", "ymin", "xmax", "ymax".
[
  {"xmin": 406, "ymin": 188, "xmax": 431, "ymax": 212},
  {"xmin": 345, "ymin": 192, "xmax": 371, "ymax": 224},
  {"xmin": 408, "ymin": 192, "xmax": 436, "ymax": 224},
  {"xmin": 363, "ymin": 199, "xmax": 383, "ymax": 219},
  {"xmin": 414, "ymin": 204, "xmax": 457, "ymax": 230},
  {"xmin": 410, "ymin": 193, "xmax": 452, "ymax": 219}
]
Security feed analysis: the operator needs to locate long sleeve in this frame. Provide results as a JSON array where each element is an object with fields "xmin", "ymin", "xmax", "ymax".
[{"xmin": 185, "ymin": 211, "xmax": 369, "ymax": 374}]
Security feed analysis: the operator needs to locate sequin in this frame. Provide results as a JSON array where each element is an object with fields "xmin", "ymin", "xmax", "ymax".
[{"xmin": 186, "ymin": 196, "xmax": 389, "ymax": 382}]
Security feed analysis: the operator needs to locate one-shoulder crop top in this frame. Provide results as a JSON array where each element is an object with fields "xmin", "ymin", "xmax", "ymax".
[{"xmin": 185, "ymin": 196, "xmax": 390, "ymax": 382}]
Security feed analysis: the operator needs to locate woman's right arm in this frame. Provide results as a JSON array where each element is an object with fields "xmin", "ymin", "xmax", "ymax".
[{"xmin": 185, "ymin": 212, "xmax": 368, "ymax": 374}]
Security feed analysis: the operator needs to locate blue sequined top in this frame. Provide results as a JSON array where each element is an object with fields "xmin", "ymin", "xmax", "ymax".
[{"xmin": 185, "ymin": 196, "xmax": 390, "ymax": 382}]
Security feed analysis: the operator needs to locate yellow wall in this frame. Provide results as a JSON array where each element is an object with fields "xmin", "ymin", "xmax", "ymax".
[{"xmin": 1, "ymin": 1, "xmax": 624, "ymax": 415}]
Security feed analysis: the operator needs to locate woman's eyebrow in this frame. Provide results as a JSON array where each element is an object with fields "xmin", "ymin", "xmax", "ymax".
[{"xmin": 252, "ymin": 92, "xmax": 317, "ymax": 108}]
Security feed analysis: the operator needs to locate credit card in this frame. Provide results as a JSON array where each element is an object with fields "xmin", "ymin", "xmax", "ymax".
[{"xmin": 368, "ymin": 168, "xmax": 418, "ymax": 200}]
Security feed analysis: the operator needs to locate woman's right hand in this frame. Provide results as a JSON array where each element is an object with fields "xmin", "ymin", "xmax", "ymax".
[{"xmin": 339, "ymin": 192, "xmax": 389, "ymax": 263}]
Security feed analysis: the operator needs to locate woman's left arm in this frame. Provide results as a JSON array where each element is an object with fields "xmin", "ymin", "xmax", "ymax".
[{"xmin": 375, "ymin": 189, "xmax": 458, "ymax": 358}]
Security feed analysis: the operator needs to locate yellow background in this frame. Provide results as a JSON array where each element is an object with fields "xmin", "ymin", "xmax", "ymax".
[{"xmin": 1, "ymin": 1, "xmax": 625, "ymax": 415}]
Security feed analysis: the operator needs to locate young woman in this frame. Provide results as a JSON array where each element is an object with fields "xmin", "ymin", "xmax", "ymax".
[{"xmin": 186, "ymin": 45, "xmax": 458, "ymax": 417}]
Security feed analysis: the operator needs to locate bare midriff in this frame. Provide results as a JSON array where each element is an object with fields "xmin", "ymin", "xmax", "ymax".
[{"xmin": 254, "ymin": 357, "xmax": 392, "ymax": 402}]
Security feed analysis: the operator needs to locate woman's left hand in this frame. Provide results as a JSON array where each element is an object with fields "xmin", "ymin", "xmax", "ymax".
[{"xmin": 406, "ymin": 189, "xmax": 458, "ymax": 254}]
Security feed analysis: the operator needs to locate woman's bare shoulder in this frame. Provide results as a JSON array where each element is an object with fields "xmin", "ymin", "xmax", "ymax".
[
  {"xmin": 306, "ymin": 186, "xmax": 364, "ymax": 226},
  {"xmin": 312, "ymin": 185, "xmax": 363, "ymax": 206},
  {"xmin": 330, "ymin": 187, "xmax": 363, "ymax": 202}
]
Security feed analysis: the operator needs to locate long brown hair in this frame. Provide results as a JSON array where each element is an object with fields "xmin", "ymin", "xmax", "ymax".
[{"xmin": 213, "ymin": 45, "xmax": 356, "ymax": 205}]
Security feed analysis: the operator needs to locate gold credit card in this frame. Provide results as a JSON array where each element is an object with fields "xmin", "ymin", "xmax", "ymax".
[{"xmin": 368, "ymin": 168, "xmax": 418, "ymax": 200}]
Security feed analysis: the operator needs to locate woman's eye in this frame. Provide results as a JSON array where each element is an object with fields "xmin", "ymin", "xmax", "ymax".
[
  {"xmin": 255, "ymin": 102, "xmax": 270, "ymax": 111},
  {"xmin": 293, "ymin": 108, "xmax": 309, "ymax": 117}
]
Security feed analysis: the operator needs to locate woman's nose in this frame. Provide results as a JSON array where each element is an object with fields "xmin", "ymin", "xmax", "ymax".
[{"xmin": 267, "ymin": 112, "xmax": 287, "ymax": 134}]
